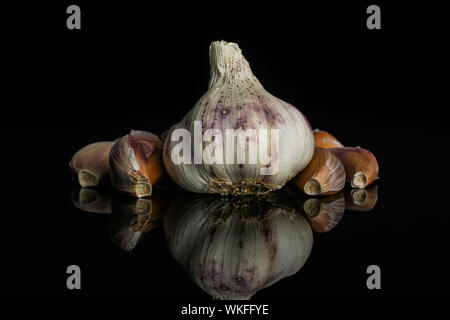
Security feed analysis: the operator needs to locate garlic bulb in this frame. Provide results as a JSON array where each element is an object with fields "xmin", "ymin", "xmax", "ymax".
[
  {"xmin": 110, "ymin": 130, "xmax": 165, "ymax": 198},
  {"xmin": 163, "ymin": 40, "xmax": 314, "ymax": 195},
  {"xmin": 164, "ymin": 193, "xmax": 313, "ymax": 300},
  {"xmin": 70, "ymin": 141, "xmax": 114, "ymax": 187}
]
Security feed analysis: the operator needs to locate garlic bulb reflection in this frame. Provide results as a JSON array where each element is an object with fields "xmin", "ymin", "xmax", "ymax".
[
  {"xmin": 164, "ymin": 194, "xmax": 313, "ymax": 300},
  {"xmin": 163, "ymin": 41, "xmax": 314, "ymax": 195}
]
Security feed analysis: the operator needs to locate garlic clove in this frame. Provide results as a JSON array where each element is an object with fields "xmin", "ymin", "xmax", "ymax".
[
  {"xmin": 313, "ymin": 129, "xmax": 344, "ymax": 149},
  {"xmin": 69, "ymin": 141, "xmax": 113, "ymax": 187},
  {"xmin": 163, "ymin": 40, "xmax": 314, "ymax": 195},
  {"xmin": 301, "ymin": 193, "xmax": 345, "ymax": 233},
  {"xmin": 71, "ymin": 186, "xmax": 112, "ymax": 214},
  {"xmin": 329, "ymin": 147, "xmax": 378, "ymax": 188},
  {"xmin": 110, "ymin": 130, "xmax": 165, "ymax": 198},
  {"xmin": 344, "ymin": 185, "xmax": 378, "ymax": 212},
  {"xmin": 292, "ymin": 147, "xmax": 346, "ymax": 195}
]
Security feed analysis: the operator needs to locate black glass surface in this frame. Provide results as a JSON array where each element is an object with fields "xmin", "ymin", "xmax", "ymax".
[{"xmin": 1, "ymin": 0, "xmax": 448, "ymax": 307}]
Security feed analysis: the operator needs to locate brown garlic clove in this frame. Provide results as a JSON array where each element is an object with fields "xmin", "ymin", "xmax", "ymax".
[
  {"xmin": 313, "ymin": 129, "xmax": 344, "ymax": 149},
  {"xmin": 109, "ymin": 130, "xmax": 165, "ymax": 198},
  {"xmin": 329, "ymin": 147, "xmax": 378, "ymax": 189},
  {"xmin": 302, "ymin": 193, "xmax": 345, "ymax": 233},
  {"xmin": 69, "ymin": 141, "xmax": 114, "ymax": 187},
  {"xmin": 71, "ymin": 187, "xmax": 112, "ymax": 214},
  {"xmin": 344, "ymin": 186, "xmax": 378, "ymax": 212},
  {"xmin": 292, "ymin": 147, "xmax": 346, "ymax": 196}
]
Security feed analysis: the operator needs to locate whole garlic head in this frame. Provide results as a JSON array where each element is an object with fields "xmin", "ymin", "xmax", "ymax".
[{"xmin": 163, "ymin": 40, "xmax": 314, "ymax": 195}]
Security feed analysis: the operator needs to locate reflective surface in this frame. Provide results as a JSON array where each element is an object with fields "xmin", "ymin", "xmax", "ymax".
[{"xmin": 70, "ymin": 183, "xmax": 378, "ymax": 300}]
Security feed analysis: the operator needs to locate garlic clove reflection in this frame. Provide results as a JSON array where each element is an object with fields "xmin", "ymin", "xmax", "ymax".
[
  {"xmin": 71, "ymin": 186, "xmax": 112, "ymax": 214},
  {"xmin": 344, "ymin": 185, "xmax": 378, "ymax": 212},
  {"xmin": 110, "ymin": 190, "xmax": 168, "ymax": 252},
  {"xmin": 110, "ymin": 130, "xmax": 165, "ymax": 198},
  {"xmin": 164, "ymin": 193, "xmax": 313, "ymax": 300}
]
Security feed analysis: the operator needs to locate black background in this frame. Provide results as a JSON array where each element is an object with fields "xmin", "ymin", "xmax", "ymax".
[{"xmin": 1, "ymin": 0, "xmax": 448, "ymax": 310}]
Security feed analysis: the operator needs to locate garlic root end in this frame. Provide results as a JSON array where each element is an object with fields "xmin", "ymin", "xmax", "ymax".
[
  {"xmin": 78, "ymin": 170, "xmax": 99, "ymax": 187},
  {"xmin": 352, "ymin": 171, "xmax": 367, "ymax": 189}
]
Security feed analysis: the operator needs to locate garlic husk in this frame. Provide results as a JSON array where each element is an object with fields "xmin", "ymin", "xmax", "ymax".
[
  {"xmin": 301, "ymin": 193, "xmax": 345, "ymax": 232},
  {"xmin": 292, "ymin": 147, "xmax": 346, "ymax": 195},
  {"xmin": 70, "ymin": 141, "xmax": 113, "ymax": 187},
  {"xmin": 329, "ymin": 147, "xmax": 379, "ymax": 188},
  {"xmin": 110, "ymin": 130, "xmax": 165, "ymax": 198},
  {"xmin": 344, "ymin": 185, "xmax": 378, "ymax": 212},
  {"xmin": 71, "ymin": 186, "xmax": 112, "ymax": 214},
  {"xmin": 164, "ymin": 193, "xmax": 313, "ymax": 300},
  {"xmin": 313, "ymin": 129, "xmax": 344, "ymax": 149},
  {"xmin": 163, "ymin": 40, "xmax": 314, "ymax": 195}
]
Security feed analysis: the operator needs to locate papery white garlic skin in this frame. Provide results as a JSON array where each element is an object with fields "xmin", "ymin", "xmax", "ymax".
[
  {"xmin": 164, "ymin": 196, "xmax": 313, "ymax": 300},
  {"xmin": 163, "ymin": 41, "xmax": 314, "ymax": 195}
]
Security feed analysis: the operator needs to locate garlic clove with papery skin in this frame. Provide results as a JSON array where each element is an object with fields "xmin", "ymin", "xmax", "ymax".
[
  {"xmin": 110, "ymin": 130, "xmax": 165, "ymax": 198},
  {"xmin": 292, "ymin": 147, "xmax": 346, "ymax": 195},
  {"xmin": 313, "ymin": 129, "xmax": 344, "ymax": 149},
  {"xmin": 302, "ymin": 193, "xmax": 345, "ymax": 233},
  {"xmin": 329, "ymin": 147, "xmax": 379, "ymax": 188},
  {"xmin": 163, "ymin": 40, "xmax": 314, "ymax": 195},
  {"xmin": 70, "ymin": 141, "xmax": 114, "ymax": 187}
]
